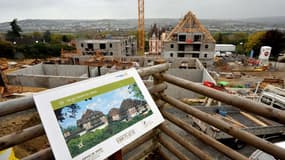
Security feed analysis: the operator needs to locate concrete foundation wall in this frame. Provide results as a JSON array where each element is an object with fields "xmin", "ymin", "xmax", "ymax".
[
  {"xmin": 165, "ymin": 69, "xmax": 203, "ymax": 99},
  {"xmin": 6, "ymin": 64, "xmax": 100, "ymax": 88},
  {"xmin": 167, "ymin": 69, "xmax": 203, "ymax": 82},
  {"xmin": 42, "ymin": 64, "xmax": 89, "ymax": 77},
  {"xmin": 9, "ymin": 64, "xmax": 44, "ymax": 75},
  {"xmin": 275, "ymin": 62, "xmax": 285, "ymax": 70},
  {"xmin": 72, "ymin": 55, "xmax": 205, "ymax": 70},
  {"xmin": 7, "ymin": 75, "xmax": 86, "ymax": 88},
  {"xmin": 202, "ymin": 69, "xmax": 216, "ymax": 84},
  {"xmin": 6, "ymin": 57, "xmax": 214, "ymax": 93}
]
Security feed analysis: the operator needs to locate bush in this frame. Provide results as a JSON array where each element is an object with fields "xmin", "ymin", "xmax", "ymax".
[
  {"xmin": 0, "ymin": 40, "xmax": 15, "ymax": 58},
  {"xmin": 15, "ymin": 43, "xmax": 75, "ymax": 59}
]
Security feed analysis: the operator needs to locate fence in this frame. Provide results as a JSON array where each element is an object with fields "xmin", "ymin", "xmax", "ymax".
[{"xmin": 1, "ymin": 63, "xmax": 285, "ymax": 159}]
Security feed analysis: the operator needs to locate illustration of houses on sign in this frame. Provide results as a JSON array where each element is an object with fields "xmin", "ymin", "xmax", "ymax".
[
  {"xmin": 77, "ymin": 109, "xmax": 108, "ymax": 134},
  {"xmin": 109, "ymin": 108, "xmax": 120, "ymax": 122},
  {"xmin": 63, "ymin": 131, "xmax": 71, "ymax": 138},
  {"xmin": 119, "ymin": 99, "xmax": 149, "ymax": 121}
]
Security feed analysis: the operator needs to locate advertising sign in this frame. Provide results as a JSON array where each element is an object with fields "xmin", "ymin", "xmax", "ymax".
[
  {"xmin": 259, "ymin": 46, "xmax": 272, "ymax": 60},
  {"xmin": 33, "ymin": 68, "xmax": 164, "ymax": 160}
]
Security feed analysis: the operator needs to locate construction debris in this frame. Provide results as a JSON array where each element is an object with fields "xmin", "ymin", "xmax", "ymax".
[
  {"xmin": 240, "ymin": 112, "xmax": 268, "ymax": 127},
  {"xmin": 0, "ymin": 58, "xmax": 8, "ymax": 70}
]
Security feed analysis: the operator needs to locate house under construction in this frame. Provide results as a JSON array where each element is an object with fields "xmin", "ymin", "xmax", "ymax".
[
  {"xmin": 76, "ymin": 36, "xmax": 137, "ymax": 57},
  {"xmin": 162, "ymin": 11, "xmax": 216, "ymax": 67}
]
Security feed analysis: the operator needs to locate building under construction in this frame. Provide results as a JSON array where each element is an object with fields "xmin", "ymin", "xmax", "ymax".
[
  {"xmin": 161, "ymin": 11, "xmax": 216, "ymax": 67},
  {"xmin": 76, "ymin": 36, "xmax": 137, "ymax": 56},
  {"xmin": 1, "ymin": 8, "xmax": 285, "ymax": 160}
]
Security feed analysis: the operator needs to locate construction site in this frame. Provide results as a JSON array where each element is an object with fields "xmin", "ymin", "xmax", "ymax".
[{"xmin": 1, "ymin": 1, "xmax": 285, "ymax": 160}]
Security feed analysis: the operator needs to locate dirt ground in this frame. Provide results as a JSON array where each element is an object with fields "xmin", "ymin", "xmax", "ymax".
[
  {"xmin": 1, "ymin": 58, "xmax": 284, "ymax": 159},
  {"xmin": 0, "ymin": 109, "xmax": 49, "ymax": 158},
  {"xmin": 218, "ymin": 71, "xmax": 285, "ymax": 87},
  {"xmin": 214, "ymin": 61, "xmax": 285, "ymax": 89}
]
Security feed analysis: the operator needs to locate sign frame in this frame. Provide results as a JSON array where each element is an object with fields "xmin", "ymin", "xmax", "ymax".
[{"xmin": 33, "ymin": 68, "xmax": 164, "ymax": 160}]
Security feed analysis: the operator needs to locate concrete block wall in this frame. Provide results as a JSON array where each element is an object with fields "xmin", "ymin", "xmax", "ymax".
[
  {"xmin": 42, "ymin": 64, "xmax": 89, "ymax": 77},
  {"xmin": 7, "ymin": 75, "xmax": 87, "ymax": 88},
  {"xmin": 165, "ymin": 68, "xmax": 203, "ymax": 99},
  {"xmin": 167, "ymin": 69, "xmax": 203, "ymax": 82},
  {"xmin": 199, "ymin": 42, "xmax": 215, "ymax": 59},
  {"xmin": 163, "ymin": 41, "xmax": 178, "ymax": 52},
  {"xmin": 6, "ymin": 64, "xmax": 96, "ymax": 88},
  {"xmin": 202, "ymin": 68, "xmax": 216, "ymax": 84},
  {"xmin": 165, "ymin": 58, "xmax": 202, "ymax": 69},
  {"xmin": 9, "ymin": 64, "xmax": 44, "ymax": 75}
]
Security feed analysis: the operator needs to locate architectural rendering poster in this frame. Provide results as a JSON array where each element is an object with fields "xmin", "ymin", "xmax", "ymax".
[{"xmin": 33, "ymin": 68, "xmax": 164, "ymax": 160}]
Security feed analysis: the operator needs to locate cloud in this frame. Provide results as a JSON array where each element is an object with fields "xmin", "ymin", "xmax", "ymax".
[
  {"xmin": 86, "ymin": 102, "xmax": 97, "ymax": 110},
  {"xmin": 117, "ymin": 87, "xmax": 131, "ymax": 99},
  {"xmin": 107, "ymin": 100, "xmax": 121, "ymax": 109},
  {"xmin": 0, "ymin": 0, "xmax": 284, "ymax": 22}
]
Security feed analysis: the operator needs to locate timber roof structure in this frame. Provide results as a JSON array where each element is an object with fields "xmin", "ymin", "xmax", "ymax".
[{"xmin": 165, "ymin": 11, "xmax": 215, "ymax": 43}]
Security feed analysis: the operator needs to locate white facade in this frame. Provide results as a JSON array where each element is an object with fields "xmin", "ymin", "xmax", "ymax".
[{"xmin": 215, "ymin": 44, "xmax": 236, "ymax": 54}]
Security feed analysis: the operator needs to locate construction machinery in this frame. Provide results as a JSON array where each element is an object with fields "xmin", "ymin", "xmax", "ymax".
[{"xmin": 258, "ymin": 85, "xmax": 285, "ymax": 110}]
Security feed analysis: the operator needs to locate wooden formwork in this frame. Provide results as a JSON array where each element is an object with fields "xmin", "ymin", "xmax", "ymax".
[{"xmin": 1, "ymin": 63, "xmax": 285, "ymax": 160}]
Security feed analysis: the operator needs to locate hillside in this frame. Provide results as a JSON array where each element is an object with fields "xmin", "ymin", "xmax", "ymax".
[{"xmin": 0, "ymin": 17, "xmax": 285, "ymax": 33}]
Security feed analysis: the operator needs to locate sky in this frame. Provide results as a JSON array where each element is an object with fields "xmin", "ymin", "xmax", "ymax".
[
  {"xmin": 58, "ymin": 85, "xmax": 138, "ymax": 129},
  {"xmin": 0, "ymin": 0, "xmax": 285, "ymax": 23}
]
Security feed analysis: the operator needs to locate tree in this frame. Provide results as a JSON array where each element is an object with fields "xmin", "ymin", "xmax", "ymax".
[
  {"xmin": 62, "ymin": 35, "xmax": 69, "ymax": 42},
  {"xmin": 6, "ymin": 19, "xmax": 22, "ymax": 41},
  {"xmin": 50, "ymin": 33, "xmax": 62, "ymax": 43},
  {"xmin": 55, "ymin": 103, "xmax": 80, "ymax": 122},
  {"xmin": 0, "ymin": 40, "xmax": 15, "ymax": 58},
  {"xmin": 43, "ymin": 30, "xmax": 51, "ymax": 43},
  {"xmin": 214, "ymin": 32, "xmax": 223, "ymax": 44},
  {"xmin": 244, "ymin": 31, "xmax": 266, "ymax": 56},
  {"xmin": 32, "ymin": 32, "xmax": 42, "ymax": 40},
  {"xmin": 260, "ymin": 29, "xmax": 285, "ymax": 59},
  {"xmin": 128, "ymin": 83, "xmax": 144, "ymax": 100}
]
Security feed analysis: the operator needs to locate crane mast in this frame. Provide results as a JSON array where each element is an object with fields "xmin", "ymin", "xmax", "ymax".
[{"xmin": 138, "ymin": 0, "xmax": 144, "ymax": 55}]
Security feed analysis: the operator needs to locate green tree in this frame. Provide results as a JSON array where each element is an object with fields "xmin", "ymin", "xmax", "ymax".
[
  {"xmin": 128, "ymin": 83, "xmax": 144, "ymax": 99},
  {"xmin": 50, "ymin": 34, "xmax": 62, "ymax": 44},
  {"xmin": 54, "ymin": 103, "xmax": 80, "ymax": 122},
  {"xmin": 145, "ymin": 40, "xmax": 149, "ymax": 51},
  {"xmin": 213, "ymin": 32, "xmax": 248, "ymax": 45},
  {"xmin": 62, "ymin": 35, "xmax": 70, "ymax": 42},
  {"xmin": 32, "ymin": 32, "xmax": 42, "ymax": 40},
  {"xmin": 6, "ymin": 19, "xmax": 22, "ymax": 41},
  {"xmin": 0, "ymin": 40, "xmax": 15, "ymax": 58},
  {"xmin": 260, "ymin": 29, "xmax": 285, "ymax": 59},
  {"xmin": 43, "ymin": 30, "xmax": 51, "ymax": 43},
  {"xmin": 244, "ymin": 31, "xmax": 266, "ymax": 56}
]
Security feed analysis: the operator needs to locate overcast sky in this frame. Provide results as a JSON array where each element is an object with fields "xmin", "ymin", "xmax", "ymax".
[{"xmin": 0, "ymin": 0, "xmax": 285, "ymax": 23}]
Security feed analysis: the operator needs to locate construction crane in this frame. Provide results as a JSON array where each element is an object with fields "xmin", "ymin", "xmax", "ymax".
[{"xmin": 138, "ymin": 0, "xmax": 144, "ymax": 55}]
